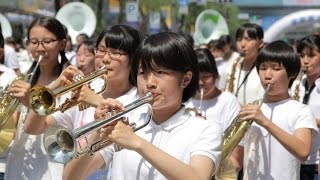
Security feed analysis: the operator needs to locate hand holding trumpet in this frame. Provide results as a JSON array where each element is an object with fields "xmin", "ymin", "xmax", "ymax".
[
  {"xmin": 95, "ymin": 99, "xmax": 143, "ymax": 151},
  {"xmin": 47, "ymin": 65, "xmax": 83, "ymax": 90}
]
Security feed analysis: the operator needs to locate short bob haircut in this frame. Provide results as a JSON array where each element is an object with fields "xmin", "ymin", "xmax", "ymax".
[
  {"xmin": 132, "ymin": 32, "xmax": 199, "ymax": 103},
  {"xmin": 195, "ymin": 48, "xmax": 219, "ymax": 78},
  {"xmin": 256, "ymin": 40, "xmax": 300, "ymax": 87},
  {"xmin": 236, "ymin": 23, "xmax": 264, "ymax": 40},
  {"xmin": 76, "ymin": 39, "xmax": 96, "ymax": 54},
  {"xmin": 296, "ymin": 34, "xmax": 320, "ymax": 55},
  {"xmin": 96, "ymin": 25, "xmax": 143, "ymax": 86}
]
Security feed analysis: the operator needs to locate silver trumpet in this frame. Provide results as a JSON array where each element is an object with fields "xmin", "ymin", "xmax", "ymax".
[{"xmin": 43, "ymin": 92, "xmax": 153, "ymax": 164}]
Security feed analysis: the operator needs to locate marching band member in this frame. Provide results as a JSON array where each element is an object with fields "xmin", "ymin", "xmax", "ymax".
[
  {"xmin": 219, "ymin": 23, "xmax": 265, "ymax": 105},
  {"xmin": 292, "ymin": 34, "xmax": 320, "ymax": 180},
  {"xmin": 75, "ymin": 39, "xmax": 96, "ymax": 76},
  {"xmin": 63, "ymin": 32, "xmax": 223, "ymax": 180},
  {"xmin": 23, "ymin": 25, "xmax": 143, "ymax": 179},
  {"xmin": 5, "ymin": 16, "xmax": 70, "ymax": 180},
  {"xmin": 0, "ymin": 31, "xmax": 17, "ymax": 180},
  {"xmin": 185, "ymin": 48, "xmax": 240, "ymax": 131},
  {"xmin": 233, "ymin": 40, "xmax": 317, "ymax": 180}
]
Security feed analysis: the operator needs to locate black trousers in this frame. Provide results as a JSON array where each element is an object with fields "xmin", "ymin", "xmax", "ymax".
[
  {"xmin": 300, "ymin": 164, "xmax": 318, "ymax": 180},
  {"xmin": 0, "ymin": 172, "xmax": 4, "ymax": 180}
]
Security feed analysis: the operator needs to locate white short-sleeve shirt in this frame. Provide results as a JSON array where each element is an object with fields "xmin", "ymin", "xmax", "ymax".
[
  {"xmin": 218, "ymin": 59, "xmax": 265, "ymax": 105},
  {"xmin": 290, "ymin": 77, "xmax": 320, "ymax": 165},
  {"xmin": 5, "ymin": 91, "xmax": 70, "ymax": 180},
  {"xmin": 4, "ymin": 45, "xmax": 19, "ymax": 70},
  {"xmin": 0, "ymin": 64, "xmax": 17, "ymax": 88},
  {"xmin": 241, "ymin": 98, "xmax": 317, "ymax": 180},
  {"xmin": 99, "ymin": 106, "xmax": 223, "ymax": 180},
  {"xmin": 52, "ymin": 86, "xmax": 138, "ymax": 131},
  {"xmin": 185, "ymin": 91, "xmax": 240, "ymax": 131}
]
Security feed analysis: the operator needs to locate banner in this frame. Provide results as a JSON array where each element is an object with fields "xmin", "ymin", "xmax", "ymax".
[
  {"xmin": 126, "ymin": 2, "xmax": 139, "ymax": 23},
  {"xmin": 109, "ymin": 0, "xmax": 120, "ymax": 14},
  {"xmin": 149, "ymin": 12, "xmax": 161, "ymax": 34}
]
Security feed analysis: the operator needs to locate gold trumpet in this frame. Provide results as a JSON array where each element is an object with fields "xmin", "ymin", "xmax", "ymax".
[
  {"xmin": 43, "ymin": 92, "xmax": 153, "ymax": 164},
  {"xmin": 28, "ymin": 66, "xmax": 107, "ymax": 116},
  {"xmin": 0, "ymin": 54, "xmax": 44, "ymax": 155},
  {"xmin": 215, "ymin": 84, "xmax": 271, "ymax": 180}
]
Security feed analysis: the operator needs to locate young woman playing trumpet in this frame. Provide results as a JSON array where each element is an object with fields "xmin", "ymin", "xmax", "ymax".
[
  {"xmin": 23, "ymin": 25, "xmax": 143, "ymax": 179},
  {"xmin": 63, "ymin": 32, "xmax": 223, "ymax": 180},
  {"xmin": 5, "ymin": 16, "xmax": 70, "ymax": 180}
]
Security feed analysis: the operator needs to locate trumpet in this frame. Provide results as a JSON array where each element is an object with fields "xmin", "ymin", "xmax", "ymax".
[
  {"xmin": 28, "ymin": 66, "xmax": 108, "ymax": 116},
  {"xmin": 0, "ymin": 54, "xmax": 43, "ymax": 155},
  {"xmin": 43, "ymin": 92, "xmax": 153, "ymax": 164}
]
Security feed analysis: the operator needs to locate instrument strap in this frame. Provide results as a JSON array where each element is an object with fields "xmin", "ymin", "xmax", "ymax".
[
  {"xmin": 235, "ymin": 62, "xmax": 255, "ymax": 97},
  {"xmin": 302, "ymin": 80, "xmax": 316, "ymax": 104}
]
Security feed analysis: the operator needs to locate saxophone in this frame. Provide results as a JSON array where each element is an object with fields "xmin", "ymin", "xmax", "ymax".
[
  {"xmin": 215, "ymin": 84, "xmax": 271, "ymax": 180},
  {"xmin": 226, "ymin": 53, "xmax": 243, "ymax": 93},
  {"xmin": 292, "ymin": 68, "xmax": 306, "ymax": 100},
  {"xmin": 0, "ymin": 54, "xmax": 43, "ymax": 155},
  {"xmin": 185, "ymin": 88, "xmax": 206, "ymax": 119}
]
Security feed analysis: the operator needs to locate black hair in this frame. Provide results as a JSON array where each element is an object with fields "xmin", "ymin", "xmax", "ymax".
[
  {"xmin": 219, "ymin": 35, "xmax": 232, "ymax": 45},
  {"xmin": 179, "ymin": 31, "xmax": 194, "ymax": 47},
  {"xmin": 256, "ymin": 40, "xmax": 300, "ymax": 87},
  {"xmin": 195, "ymin": 48, "xmax": 219, "ymax": 78},
  {"xmin": 207, "ymin": 39, "xmax": 223, "ymax": 51},
  {"xmin": 0, "ymin": 31, "xmax": 3, "ymax": 48},
  {"xmin": 0, "ymin": 31, "xmax": 4, "ymax": 64},
  {"xmin": 296, "ymin": 34, "xmax": 320, "ymax": 55},
  {"xmin": 26, "ymin": 16, "xmax": 70, "ymax": 86},
  {"xmin": 132, "ymin": 32, "xmax": 199, "ymax": 103},
  {"xmin": 236, "ymin": 23, "xmax": 264, "ymax": 40},
  {"xmin": 76, "ymin": 39, "xmax": 96, "ymax": 54},
  {"xmin": 77, "ymin": 33, "xmax": 89, "ymax": 40},
  {"xmin": 96, "ymin": 25, "xmax": 143, "ymax": 86}
]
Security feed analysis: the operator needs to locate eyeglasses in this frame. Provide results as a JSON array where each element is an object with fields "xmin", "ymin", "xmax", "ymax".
[
  {"xmin": 27, "ymin": 39, "xmax": 58, "ymax": 48},
  {"xmin": 94, "ymin": 47, "xmax": 128, "ymax": 59}
]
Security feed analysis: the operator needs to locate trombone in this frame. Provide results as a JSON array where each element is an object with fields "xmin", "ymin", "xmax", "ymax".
[
  {"xmin": 43, "ymin": 92, "xmax": 153, "ymax": 164},
  {"xmin": 28, "ymin": 66, "xmax": 108, "ymax": 116}
]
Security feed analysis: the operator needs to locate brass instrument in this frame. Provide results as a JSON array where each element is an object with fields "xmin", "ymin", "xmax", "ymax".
[
  {"xmin": 43, "ymin": 92, "xmax": 153, "ymax": 164},
  {"xmin": 226, "ymin": 53, "xmax": 243, "ymax": 93},
  {"xmin": 0, "ymin": 54, "xmax": 44, "ymax": 155},
  {"xmin": 292, "ymin": 68, "xmax": 306, "ymax": 100},
  {"xmin": 186, "ymin": 88, "xmax": 206, "ymax": 119},
  {"xmin": 215, "ymin": 84, "xmax": 271, "ymax": 180},
  {"xmin": 28, "ymin": 66, "xmax": 107, "ymax": 116}
]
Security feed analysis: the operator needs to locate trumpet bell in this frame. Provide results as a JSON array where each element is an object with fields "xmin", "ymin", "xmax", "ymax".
[
  {"xmin": 29, "ymin": 85, "xmax": 56, "ymax": 116},
  {"xmin": 43, "ymin": 124, "xmax": 76, "ymax": 164}
]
